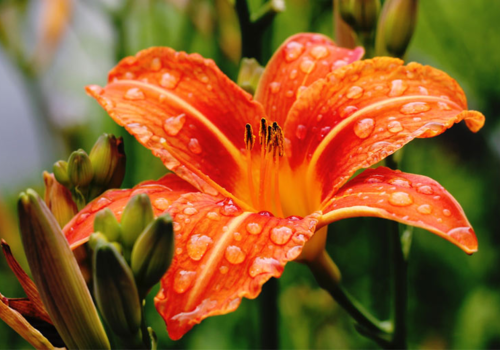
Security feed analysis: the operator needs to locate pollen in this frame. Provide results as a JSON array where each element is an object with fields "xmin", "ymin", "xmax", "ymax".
[{"xmin": 244, "ymin": 124, "xmax": 255, "ymax": 150}]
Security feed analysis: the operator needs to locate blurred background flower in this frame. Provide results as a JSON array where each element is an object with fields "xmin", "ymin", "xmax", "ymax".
[{"xmin": 1, "ymin": 0, "xmax": 499, "ymax": 348}]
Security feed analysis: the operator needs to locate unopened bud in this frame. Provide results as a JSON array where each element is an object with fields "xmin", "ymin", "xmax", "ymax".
[
  {"xmin": 339, "ymin": 0, "xmax": 380, "ymax": 33},
  {"xmin": 89, "ymin": 134, "xmax": 126, "ymax": 193},
  {"xmin": 88, "ymin": 232, "xmax": 109, "ymax": 250},
  {"xmin": 67, "ymin": 149, "xmax": 93, "ymax": 188},
  {"xmin": 120, "ymin": 194, "xmax": 154, "ymax": 251},
  {"xmin": 17, "ymin": 189, "xmax": 110, "ymax": 349},
  {"xmin": 237, "ymin": 58, "xmax": 264, "ymax": 95},
  {"xmin": 43, "ymin": 172, "xmax": 77, "ymax": 227},
  {"xmin": 93, "ymin": 242, "xmax": 142, "ymax": 339},
  {"xmin": 94, "ymin": 208, "xmax": 121, "ymax": 242},
  {"xmin": 131, "ymin": 214, "xmax": 174, "ymax": 297},
  {"xmin": 53, "ymin": 160, "xmax": 70, "ymax": 187},
  {"xmin": 375, "ymin": 0, "xmax": 418, "ymax": 57}
]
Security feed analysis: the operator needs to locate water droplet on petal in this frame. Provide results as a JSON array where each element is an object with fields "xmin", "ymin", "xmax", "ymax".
[
  {"xmin": 347, "ymin": 86, "xmax": 364, "ymax": 99},
  {"xmin": 128, "ymin": 124, "xmax": 153, "ymax": 143},
  {"xmin": 388, "ymin": 178, "xmax": 411, "ymax": 187},
  {"xmin": 400, "ymin": 102, "xmax": 431, "ymax": 115},
  {"xmin": 87, "ymin": 85, "xmax": 104, "ymax": 95},
  {"xmin": 417, "ymin": 185, "xmax": 434, "ymax": 195},
  {"xmin": 289, "ymin": 69, "xmax": 298, "ymax": 79},
  {"xmin": 354, "ymin": 118, "xmax": 375, "ymax": 139},
  {"xmin": 284, "ymin": 41, "xmax": 305, "ymax": 62},
  {"xmin": 342, "ymin": 105, "xmax": 358, "ymax": 118},
  {"xmin": 219, "ymin": 198, "xmax": 242, "ymax": 216},
  {"xmin": 448, "ymin": 227, "xmax": 475, "ymax": 246},
  {"xmin": 310, "ymin": 45, "xmax": 329, "ymax": 59},
  {"xmin": 175, "ymin": 247, "xmax": 183, "ymax": 255},
  {"xmin": 124, "ymin": 88, "xmax": 145, "ymax": 100},
  {"xmin": 417, "ymin": 204, "xmax": 432, "ymax": 214},
  {"xmin": 186, "ymin": 234, "xmax": 212, "ymax": 261},
  {"xmin": 270, "ymin": 226, "xmax": 294, "ymax": 245},
  {"xmin": 388, "ymin": 79, "xmax": 408, "ymax": 97},
  {"xmin": 188, "ymin": 138, "xmax": 202, "ymax": 154},
  {"xmin": 443, "ymin": 209, "xmax": 451, "ymax": 216},
  {"xmin": 389, "ymin": 192, "xmax": 413, "ymax": 206},
  {"xmin": 219, "ymin": 265, "xmax": 229, "ymax": 274},
  {"xmin": 183, "ymin": 207, "xmax": 198, "ymax": 215},
  {"xmin": 225, "ymin": 245, "xmax": 246, "ymax": 264},
  {"xmin": 286, "ymin": 246, "xmax": 303, "ymax": 260},
  {"xmin": 163, "ymin": 113, "xmax": 186, "ymax": 136},
  {"xmin": 296, "ymin": 124, "xmax": 307, "ymax": 140},
  {"xmin": 300, "ymin": 59, "xmax": 315, "ymax": 74},
  {"xmin": 387, "ymin": 120, "xmax": 403, "ymax": 133},
  {"xmin": 91, "ymin": 197, "xmax": 112, "ymax": 211},
  {"xmin": 160, "ymin": 72, "xmax": 180, "ymax": 89},
  {"xmin": 438, "ymin": 102, "xmax": 452, "ymax": 111},
  {"xmin": 364, "ymin": 175, "xmax": 384, "ymax": 183},
  {"xmin": 233, "ymin": 232, "xmax": 242, "ymax": 241},
  {"xmin": 174, "ymin": 270, "xmax": 196, "ymax": 293},
  {"xmin": 246, "ymin": 222, "xmax": 262, "ymax": 235},
  {"xmin": 173, "ymin": 222, "xmax": 181, "ymax": 231},
  {"xmin": 154, "ymin": 198, "xmax": 169, "ymax": 210},
  {"xmin": 150, "ymin": 57, "xmax": 162, "ymax": 71},
  {"xmin": 269, "ymin": 82, "xmax": 281, "ymax": 94},
  {"xmin": 207, "ymin": 211, "xmax": 220, "ymax": 220},
  {"xmin": 418, "ymin": 86, "xmax": 429, "ymax": 95},
  {"xmin": 249, "ymin": 257, "xmax": 281, "ymax": 277}
]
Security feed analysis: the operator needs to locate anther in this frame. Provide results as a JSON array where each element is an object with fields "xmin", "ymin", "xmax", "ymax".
[
  {"xmin": 266, "ymin": 125, "xmax": 274, "ymax": 154},
  {"xmin": 244, "ymin": 124, "xmax": 255, "ymax": 150},
  {"xmin": 259, "ymin": 118, "xmax": 267, "ymax": 145}
]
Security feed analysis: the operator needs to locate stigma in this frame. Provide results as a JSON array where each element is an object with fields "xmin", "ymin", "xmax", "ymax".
[{"xmin": 244, "ymin": 118, "xmax": 285, "ymax": 216}]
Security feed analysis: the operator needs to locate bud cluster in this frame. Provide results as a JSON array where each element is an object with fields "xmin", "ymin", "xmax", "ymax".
[{"xmin": 53, "ymin": 134, "xmax": 126, "ymax": 210}]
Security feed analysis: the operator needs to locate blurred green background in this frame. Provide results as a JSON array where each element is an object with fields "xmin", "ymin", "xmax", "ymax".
[{"xmin": 0, "ymin": 0, "xmax": 499, "ymax": 348}]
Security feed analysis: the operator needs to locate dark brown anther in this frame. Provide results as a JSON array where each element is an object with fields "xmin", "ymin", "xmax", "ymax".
[
  {"xmin": 274, "ymin": 125, "xmax": 285, "ymax": 157},
  {"xmin": 259, "ymin": 118, "xmax": 267, "ymax": 145},
  {"xmin": 244, "ymin": 124, "xmax": 255, "ymax": 150}
]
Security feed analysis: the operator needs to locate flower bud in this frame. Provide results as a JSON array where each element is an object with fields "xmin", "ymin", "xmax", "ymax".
[
  {"xmin": 89, "ymin": 134, "xmax": 126, "ymax": 193},
  {"xmin": 375, "ymin": 0, "xmax": 418, "ymax": 57},
  {"xmin": 237, "ymin": 58, "xmax": 264, "ymax": 95},
  {"xmin": 43, "ymin": 172, "xmax": 77, "ymax": 228},
  {"xmin": 94, "ymin": 208, "xmax": 121, "ymax": 242},
  {"xmin": 93, "ymin": 242, "xmax": 142, "ymax": 339},
  {"xmin": 53, "ymin": 160, "xmax": 70, "ymax": 188},
  {"xmin": 131, "ymin": 214, "xmax": 174, "ymax": 297},
  {"xmin": 67, "ymin": 149, "xmax": 93, "ymax": 188},
  {"xmin": 339, "ymin": 0, "xmax": 380, "ymax": 33},
  {"xmin": 17, "ymin": 189, "xmax": 110, "ymax": 349},
  {"xmin": 120, "ymin": 194, "xmax": 154, "ymax": 251}
]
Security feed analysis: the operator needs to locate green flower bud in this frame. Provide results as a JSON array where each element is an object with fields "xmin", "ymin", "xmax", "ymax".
[
  {"xmin": 17, "ymin": 189, "xmax": 110, "ymax": 350},
  {"xmin": 107, "ymin": 138, "xmax": 126, "ymax": 190},
  {"xmin": 67, "ymin": 149, "xmax": 93, "ymax": 188},
  {"xmin": 120, "ymin": 194, "xmax": 154, "ymax": 250},
  {"xmin": 94, "ymin": 208, "xmax": 122, "ymax": 242},
  {"xmin": 375, "ymin": 0, "xmax": 418, "ymax": 58},
  {"xmin": 89, "ymin": 134, "xmax": 126, "ymax": 192},
  {"xmin": 88, "ymin": 232, "xmax": 109, "ymax": 250},
  {"xmin": 53, "ymin": 160, "xmax": 70, "ymax": 188},
  {"xmin": 339, "ymin": 0, "xmax": 380, "ymax": 33},
  {"xmin": 93, "ymin": 242, "xmax": 142, "ymax": 339},
  {"xmin": 131, "ymin": 214, "xmax": 174, "ymax": 297},
  {"xmin": 237, "ymin": 58, "xmax": 264, "ymax": 95}
]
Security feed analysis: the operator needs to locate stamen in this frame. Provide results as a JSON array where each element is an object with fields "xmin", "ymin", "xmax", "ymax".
[
  {"xmin": 259, "ymin": 118, "xmax": 267, "ymax": 145},
  {"xmin": 244, "ymin": 124, "xmax": 257, "ymax": 207},
  {"xmin": 273, "ymin": 152, "xmax": 284, "ymax": 218},
  {"xmin": 244, "ymin": 124, "xmax": 255, "ymax": 151}
]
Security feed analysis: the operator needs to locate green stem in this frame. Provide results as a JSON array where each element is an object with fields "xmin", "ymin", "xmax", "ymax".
[
  {"xmin": 260, "ymin": 278, "xmax": 279, "ymax": 349},
  {"xmin": 389, "ymin": 222, "xmax": 407, "ymax": 349},
  {"xmin": 307, "ymin": 250, "xmax": 392, "ymax": 337}
]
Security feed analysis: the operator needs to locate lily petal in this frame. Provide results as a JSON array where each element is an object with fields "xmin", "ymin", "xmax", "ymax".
[
  {"xmin": 86, "ymin": 47, "xmax": 267, "ymax": 202},
  {"xmin": 320, "ymin": 167, "xmax": 477, "ymax": 254},
  {"xmin": 254, "ymin": 33, "xmax": 363, "ymax": 126},
  {"xmin": 284, "ymin": 57, "xmax": 485, "ymax": 206},
  {"xmin": 154, "ymin": 192, "xmax": 320, "ymax": 340},
  {"xmin": 63, "ymin": 174, "xmax": 197, "ymax": 248}
]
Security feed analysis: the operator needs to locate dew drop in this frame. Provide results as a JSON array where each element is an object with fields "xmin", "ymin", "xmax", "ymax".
[
  {"xmin": 296, "ymin": 124, "xmax": 307, "ymax": 140},
  {"xmin": 150, "ymin": 57, "xmax": 162, "ymax": 71},
  {"xmin": 438, "ymin": 102, "xmax": 452, "ymax": 111},
  {"xmin": 220, "ymin": 198, "xmax": 242, "ymax": 216},
  {"xmin": 188, "ymin": 138, "xmax": 202, "ymax": 154},
  {"xmin": 289, "ymin": 69, "xmax": 298, "ymax": 79},
  {"xmin": 225, "ymin": 245, "xmax": 246, "ymax": 264},
  {"xmin": 418, "ymin": 86, "xmax": 429, "ymax": 95},
  {"xmin": 124, "ymin": 88, "xmax": 145, "ymax": 100},
  {"xmin": 400, "ymin": 102, "xmax": 431, "ymax": 115},
  {"xmin": 387, "ymin": 120, "xmax": 403, "ymax": 133},
  {"xmin": 128, "ymin": 124, "xmax": 152, "ymax": 143},
  {"xmin": 364, "ymin": 175, "xmax": 384, "ymax": 183},
  {"xmin": 388, "ymin": 79, "xmax": 408, "ymax": 97},
  {"xmin": 292, "ymin": 234, "xmax": 307, "ymax": 245},
  {"xmin": 389, "ymin": 192, "xmax": 413, "ymax": 206},
  {"xmin": 346, "ymin": 86, "xmax": 364, "ymax": 99},
  {"xmin": 269, "ymin": 82, "xmax": 281, "ymax": 94},
  {"xmin": 87, "ymin": 85, "xmax": 103, "ymax": 95},
  {"xmin": 207, "ymin": 211, "xmax": 220, "ymax": 220},
  {"xmin": 173, "ymin": 270, "xmax": 196, "ymax": 293},
  {"xmin": 286, "ymin": 90, "xmax": 294, "ymax": 98},
  {"xmin": 163, "ymin": 113, "xmax": 186, "ymax": 136},
  {"xmin": 183, "ymin": 207, "xmax": 198, "ymax": 215},
  {"xmin": 173, "ymin": 222, "xmax": 181, "ymax": 231},
  {"xmin": 175, "ymin": 247, "xmax": 183, "ymax": 255},
  {"xmin": 186, "ymin": 234, "xmax": 212, "ymax": 261},
  {"xmin": 299, "ymin": 59, "xmax": 315, "ymax": 74},
  {"xmin": 310, "ymin": 45, "xmax": 329, "ymax": 59},
  {"xmin": 270, "ymin": 226, "xmax": 294, "ymax": 245},
  {"xmin": 154, "ymin": 198, "xmax": 169, "ymax": 210},
  {"xmin": 246, "ymin": 222, "xmax": 262, "ymax": 235},
  {"xmin": 286, "ymin": 246, "xmax": 303, "ymax": 260},
  {"xmin": 417, "ymin": 204, "xmax": 432, "ymax": 214},
  {"xmin": 91, "ymin": 197, "xmax": 111, "ymax": 211},
  {"xmin": 342, "ymin": 105, "xmax": 358, "ymax": 118},
  {"xmin": 443, "ymin": 209, "xmax": 451, "ymax": 217},
  {"xmin": 388, "ymin": 178, "xmax": 411, "ymax": 187},
  {"xmin": 353, "ymin": 118, "xmax": 375, "ymax": 139},
  {"xmin": 219, "ymin": 265, "xmax": 229, "ymax": 274},
  {"xmin": 249, "ymin": 257, "xmax": 281, "ymax": 277},
  {"xmin": 160, "ymin": 72, "xmax": 180, "ymax": 89},
  {"xmin": 284, "ymin": 41, "xmax": 305, "ymax": 62},
  {"xmin": 417, "ymin": 185, "xmax": 434, "ymax": 195},
  {"xmin": 233, "ymin": 232, "xmax": 242, "ymax": 241}
]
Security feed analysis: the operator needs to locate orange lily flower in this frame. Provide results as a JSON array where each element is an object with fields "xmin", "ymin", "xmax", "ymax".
[{"xmin": 63, "ymin": 33, "xmax": 484, "ymax": 340}]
